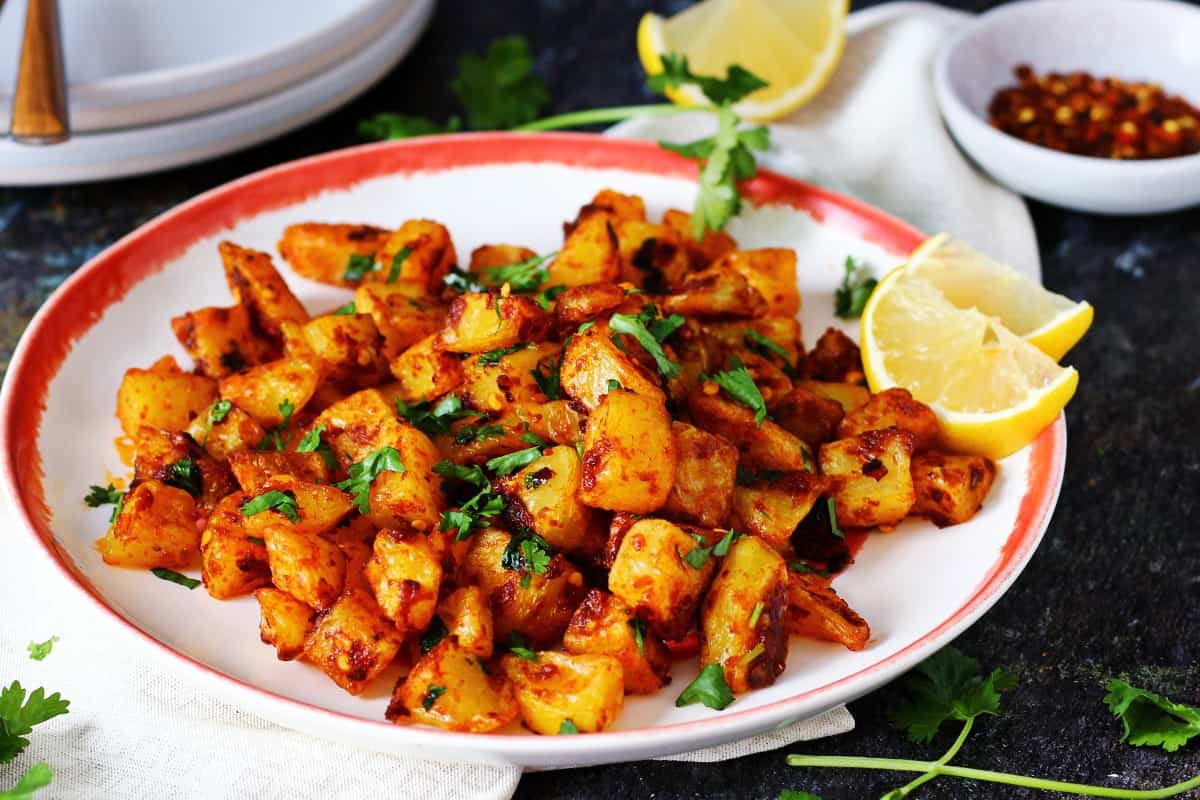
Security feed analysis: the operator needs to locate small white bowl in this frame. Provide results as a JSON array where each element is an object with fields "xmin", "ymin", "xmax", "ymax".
[{"xmin": 934, "ymin": 0, "xmax": 1200, "ymax": 214}]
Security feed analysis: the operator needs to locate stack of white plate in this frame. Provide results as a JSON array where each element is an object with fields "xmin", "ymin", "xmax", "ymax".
[{"xmin": 0, "ymin": 0, "xmax": 436, "ymax": 185}]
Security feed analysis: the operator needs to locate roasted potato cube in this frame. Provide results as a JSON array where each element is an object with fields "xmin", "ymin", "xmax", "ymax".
[
  {"xmin": 353, "ymin": 282, "xmax": 444, "ymax": 359},
  {"xmin": 376, "ymin": 219, "xmax": 457, "ymax": 293},
  {"xmin": 608, "ymin": 518, "xmax": 718, "ymax": 640},
  {"xmin": 687, "ymin": 391, "xmax": 811, "ymax": 472},
  {"xmin": 311, "ymin": 387, "xmax": 399, "ymax": 463},
  {"xmin": 187, "ymin": 401, "xmax": 266, "ymax": 462},
  {"xmin": 386, "ymin": 333, "xmax": 464, "ymax": 403},
  {"xmin": 819, "ymin": 427, "xmax": 916, "ymax": 528},
  {"xmin": 132, "ymin": 424, "xmax": 233, "ymax": 515},
  {"xmin": 364, "ymin": 423, "xmax": 445, "ymax": 531},
  {"xmin": 304, "ymin": 588, "xmax": 404, "ymax": 694},
  {"xmin": 713, "ymin": 249, "xmax": 800, "ymax": 316},
  {"xmin": 785, "ymin": 572, "xmax": 870, "ymax": 651},
  {"xmin": 589, "ymin": 189, "xmax": 646, "ymax": 222},
  {"xmin": 729, "ymin": 471, "xmax": 827, "ymax": 554},
  {"xmin": 704, "ymin": 317, "xmax": 803, "ymax": 368},
  {"xmin": 468, "ymin": 244, "xmax": 537, "ymax": 275},
  {"xmin": 277, "ymin": 222, "xmax": 391, "ymax": 286},
  {"xmin": 219, "ymin": 241, "xmax": 309, "ymax": 340},
  {"xmin": 701, "ymin": 535, "xmax": 789, "ymax": 692},
  {"xmin": 299, "ymin": 314, "xmax": 390, "ymax": 387},
  {"xmin": 772, "ymin": 387, "xmax": 845, "ymax": 448},
  {"xmin": 438, "ymin": 293, "xmax": 551, "ymax": 354},
  {"xmin": 116, "ymin": 362, "xmax": 218, "ymax": 437},
  {"xmin": 806, "ymin": 328, "xmax": 863, "ymax": 382},
  {"xmin": 364, "ymin": 527, "xmax": 443, "ymax": 635},
  {"xmin": 564, "ymin": 589, "xmax": 671, "ymax": 694},
  {"xmin": 795, "ymin": 380, "xmax": 870, "ymax": 415},
  {"xmin": 662, "ymin": 266, "xmax": 768, "ymax": 319},
  {"xmin": 462, "ymin": 342, "xmax": 559, "ymax": 412},
  {"xmin": 201, "ymin": 492, "xmax": 271, "ymax": 599},
  {"xmin": 437, "ymin": 586, "xmax": 495, "ymax": 659},
  {"xmin": 553, "ymin": 282, "xmax": 627, "ymax": 326},
  {"xmin": 549, "ymin": 210, "xmax": 620, "ymax": 287},
  {"xmin": 263, "ymin": 524, "xmax": 346, "ymax": 610},
  {"xmin": 459, "ymin": 529, "xmax": 585, "ymax": 648},
  {"xmin": 255, "ymin": 587, "xmax": 316, "ymax": 660},
  {"xmin": 662, "ymin": 208, "xmax": 737, "ymax": 268},
  {"xmin": 580, "ymin": 389, "xmax": 676, "ymax": 513},
  {"xmin": 337, "ymin": 533, "xmax": 373, "ymax": 594},
  {"xmin": 560, "ymin": 319, "xmax": 667, "ymax": 411},
  {"xmin": 228, "ymin": 450, "xmax": 331, "ymax": 495},
  {"xmin": 96, "ymin": 480, "xmax": 199, "ymax": 568},
  {"xmin": 615, "ymin": 220, "xmax": 691, "ymax": 290},
  {"xmin": 910, "ymin": 452, "xmax": 997, "ymax": 527},
  {"xmin": 218, "ymin": 357, "xmax": 321, "ymax": 428},
  {"xmin": 500, "ymin": 651, "xmax": 624, "ymax": 735},
  {"xmin": 388, "ymin": 639, "xmax": 518, "ymax": 732},
  {"xmin": 497, "ymin": 445, "xmax": 603, "ymax": 556},
  {"xmin": 170, "ymin": 305, "xmax": 275, "ymax": 378},
  {"xmin": 838, "ymin": 388, "xmax": 940, "ymax": 452},
  {"xmin": 662, "ymin": 422, "xmax": 738, "ymax": 528}
]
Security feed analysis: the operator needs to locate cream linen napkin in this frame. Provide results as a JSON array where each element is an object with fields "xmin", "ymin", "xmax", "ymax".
[{"xmin": 0, "ymin": 4, "xmax": 1041, "ymax": 799}]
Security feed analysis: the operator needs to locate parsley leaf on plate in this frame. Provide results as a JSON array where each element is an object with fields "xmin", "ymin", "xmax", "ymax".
[
  {"xmin": 332, "ymin": 301, "xmax": 357, "ymax": 316},
  {"xmin": 150, "ymin": 568, "xmax": 201, "ymax": 590},
  {"xmin": 357, "ymin": 112, "xmax": 463, "ymax": 140},
  {"xmin": 888, "ymin": 646, "xmax": 1017, "ymax": 743},
  {"xmin": 788, "ymin": 560, "xmax": 833, "ymax": 579},
  {"xmin": 558, "ymin": 720, "xmax": 579, "ymax": 735},
  {"xmin": 420, "ymin": 617, "xmax": 448, "ymax": 654},
  {"xmin": 258, "ymin": 399, "xmax": 295, "ymax": 451},
  {"xmin": 451, "ymin": 35, "xmax": 550, "ymax": 130},
  {"xmin": 0, "ymin": 763, "xmax": 53, "ymax": 799},
  {"xmin": 535, "ymin": 283, "xmax": 567, "ymax": 311},
  {"xmin": 1104, "ymin": 678, "xmax": 1200, "ymax": 753},
  {"xmin": 397, "ymin": 395, "xmax": 481, "ymax": 437},
  {"xmin": 242, "ymin": 489, "xmax": 301, "ymax": 523},
  {"xmin": 485, "ymin": 433, "xmax": 547, "ymax": 476},
  {"xmin": 531, "ymin": 353, "xmax": 562, "ymax": 400},
  {"xmin": 26, "ymin": 637, "xmax": 58, "ymax": 662},
  {"xmin": 477, "ymin": 344, "xmax": 528, "ymax": 367},
  {"xmin": 84, "ymin": 484, "xmax": 122, "ymax": 522},
  {"xmin": 834, "ymin": 256, "xmax": 877, "ymax": 319},
  {"xmin": 706, "ymin": 355, "xmax": 768, "ymax": 426},
  {"xmin": 744, "ymin": 329, "xmax": 798, "ymax": 377},
  {"xmin": 610, "ymin": 308, "xmax": 683, "ymax": 379},
  {"xmin": 207, "ymin": 398, "xmax": 233, "ymax": 425},
  {"xmin": 646, "ymin": 53, "xmax": 768, "ymax": 105},
  {"xmin": 165, "ymin": 457, "xmax": 202, "ymax": 497},
  {"xmin": 386, "ymin": 247, "xmax": 412, "ymax": 284},
  {"xmin": 501, "ymin": 528, "xmax": 553, "ymax": 583},
  {"xmin": 295, "ymin": 424, "xmax": 338, "ymax": 471},
  {"xmin": 482, "ymin": 251, "xmax": 556, "ymax": 292},
  {"xmin": 628, "ymin": 618, "xmax": 647, "ymax": 656},
  {"xmin": 675, "ymin": 664, "xmax": 735, "ymax": 711},
  {"xmin": 343, "ymin": 252, "xmax": 377, "ymax": 282},
  {"xmin": 433, "ymin": 461, "xmax": 504, "ymax": 541},
  {"xmin": 0, "ymin": 682, "xmax": 70, "ymax": 764},
  {"xmin": 503, "ymin": 631, "xmax": 538, "ymax": 662},
  {"xmin": 421, "ymin": 684, "xmax": 446, "ymax": 711},
  {"xmin": 336, "ymin": 447, "xmax": 406, "ymax": 514}
]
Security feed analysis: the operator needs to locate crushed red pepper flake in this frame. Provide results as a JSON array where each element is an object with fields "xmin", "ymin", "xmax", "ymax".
[{"xmin": 988, "ymin": 64, "xmax": 1200, "ymax": 160}]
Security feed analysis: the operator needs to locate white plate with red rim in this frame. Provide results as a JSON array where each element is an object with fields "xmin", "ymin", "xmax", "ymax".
[{"xmin": 0, "ymin": 133, "xmax": 1065, "ymax": 768}]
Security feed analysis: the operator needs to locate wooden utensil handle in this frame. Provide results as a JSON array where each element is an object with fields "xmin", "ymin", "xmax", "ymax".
[{"xmin": 10, "ymin": 0, "xmax": 69, "ymax": 144}]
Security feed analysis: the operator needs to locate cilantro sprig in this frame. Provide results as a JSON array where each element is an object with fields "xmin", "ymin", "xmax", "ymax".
[
  {"xmin": 296, "ymin": 424, "xmax": 338, "ymax": 471},
  {"xmin": 610, "ymin": 304, "xmax": 685, "ymax": 380},
  {"xmin": 0, "ymin": 763, "xmax": 54, "ymax": 799},
  {"xmin": 482, "ymin": 251, "xmax": 557, "ymax": 293},
  {"xmin": 1105, "ymin": 679, "xmax": 1200, "ymax": 752},
  {"xmin": 675, "ymin": 664, "xmax": 734, "ymax": 711},
  {"xmin": 705, "ymin": 355, "xmax": 768, "ymax": 426},
  {"xmin": 242, "ymin": 489, "xmax": 300, "ymax": 523},
  {"xmin": 397, "ymin": 395, "xmax": 482, "ymax": 438},
  {"xmin": 0, "ymin": 681, "xmax": 70, "ymax": 765},
  {"xmin": 434, "ymin": 461, "xmax": 505, "ymax": 541},
  {"xmin": 25, "ymin": 638, "xmax": 58, "ymax": 662},
  {"xmin": 84, "ymin": 484, "xmax": 123, "ymax": 522},
  {"xmin": 834, "ymin": 256, "xmax": 877, "ymax": 319},
  {"xmin": 335, "ymin": 447, "xmax": 406, "ymax": 514}
]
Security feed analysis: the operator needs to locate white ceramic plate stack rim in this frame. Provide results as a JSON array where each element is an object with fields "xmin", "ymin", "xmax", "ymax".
[{"xmin": 0, "ymin": 0, "xmax": 436, "ymax": 185}]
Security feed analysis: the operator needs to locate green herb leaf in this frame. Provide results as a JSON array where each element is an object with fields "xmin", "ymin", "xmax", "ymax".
[
  {"xmin": 150, "ymin": 568, "xmax": 201, "ymax": 590},
  {"xmin": 452, "ymin": 36, "xmax": 550, "ymax": 130},
  {"xmin": 0, "ymin": 682, "xmax": 69, "ymax": 765},
  {"xmin": 558, "ymin": 719, "xmax": 579, "ymax": 735},
  {"xmin": 712, "ymin": 528, "xmax": 739, "ymax": 557},
  {"xmin": 486, "ymin": 446, "xmax": 544, "ymax": 476},
  {"xmin": 748, "ymin": 602, "xmax": 765, "ymax": 628},
  {"xmin": 535, "ymin": 283, "xmax": 567, "ymax": 311},
  {"xmin": 676, "ymin": 105, "xmax": 770, "ymax": 240},
  {"xmin": 208, "ymin": 399, "xmax": 233, "ymax": 424},
  {"xmin": 744, "ymin": 329, "xmax": 798, "ymax": 377},
  {"xmin": 826, "ymin": 496, "xmax": 844, "ymax": 540},
  {"xmin": 531, "ymin": 353, "xmax": 562, "ymax": 400},
  {"xmin": 610, "ymin": 311, "xmax": 682, "ymax": 379},
  {"xmin": 420, "ymin": 617, "xmax": 449, "ymax": 654},
  {"xmin": 888, "ymin": 646, "xmax": 1017, "ymax": 744},
  {"xmin": 335, "ymin": 447, "xmax": 406, "ymax": 514},
  {"xmin": 434, "ymin": 461, "xmax": 504, "ymax": 541},
  {"xmin": 779, "ymin": 791, "xmax": 822, "ymax": 800},
  {"xmin": 421, "ymin": 684, "xmax": 446, "ymax": 711},
  {"xmin": 332, "ymin": 301, "xmax": 357, "ymax": 316},
  {"xmin": 25, "ymin": 637, "xmax": 58, "ymax": 662},
  {"xmin": 387, "ymin": 246, "xmax": 413, "ymax": 284},
  {"xmin": 501, "ymin": 528, "xmax": 553, "ymax": 577},
  {"xmin": 607, "ymin": 379, "xmax": 623, "ymax": 392},
  {"xmin": 628, "ymin": 618, "xmax": 647, "ymax": 657},
  {"xmin": 477, "ymin": 344, "xmax": 528, "ymax": 367},
  {"xmin": 707, "ymin": 355, "xmax": 767, "ymax": 426},
  {"xmin": 258, "ymin": 398, "xmax": 296, "ymax": 451},
  {"xmin": 242, "ymin": 489, "xmax": 301, "ymax": 523},
  {"xmin": 834, "ymin": 256, "xmax": 877, "ymax": 319},
  {"xmin": 788, "ymin": 561, "xmax": 833, "ymax": 579},
  {"xmin": 83, "ymin": 484, "xmax": 122, "ymax": 517},
  {"xmin": 504, "ymin": 631, "xmax": 538, "ymax": 662},
  {"xmin": 396, "ymin": 395, "xmax": 481, "ymax": 437},
  {"xmin": 358, "ymin": 112, "xmax": 463, "ymax": 140},
  {"xmin": 165, "ymin": 457, "xmax": 202, "ymax": 497},
  {"xmin": 245, "ymin": 536, "xmax": 266, "ymax": 547},
  {"xmin": 675, "ymin": 664, "xmax": 735, "ymax": 711},
  {"xmin": 343, "ymin": 252, "xmax": 377, "ymax": 282},
  {"xmin": 444, "ymin": 266, "xmax": 488, "ymax": 294},
  {"xmin": 483, "ymin": 251, "xmax": 556, "ymax": 292},
  {"xmin": 296, "ymin": 424, "xmax": 339, "ymax": 471},
  {"xmin": 454, "ymin": 424, "xmax": 506, "ymax": 446},
  {"xmin": 0, "ymin": 763, "xmax": 53, "ymax": 799},
  {"xmin": 647, "ymin": 54, "xmax": 768, "ymax": 105},
  {"xmin": 1104, "ymin": 678, "xmax": 1200, "ymax": 752}
]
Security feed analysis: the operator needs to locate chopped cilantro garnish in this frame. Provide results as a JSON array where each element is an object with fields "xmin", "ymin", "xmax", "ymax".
[
  {"xmin": 477, "ymin": 344, "xmax": 528, "ymax": 367},
  {"xmin": 165, "ymin": 458, "xmax": 202, "ymax": 497},
  {"xmin": 610, "ymin": 307, "xmax": 683, "ymax": 379},
  {"xmin": 834, "ymin": 256, "xmax": 877, "ymax": 319},
  {"xmin": 332, "ymin": 301, "xmax": 357, "ymax": 316},
  {"xmin": 26, "ymin": 637, "xmax": 58, "ymax": 662},
  {"xmin": 343, "ymin": 252, "xmax": 376, "ymax": 282},
  {"xmin": 207, "ymin": 399, "xmax": 233, "ymax": 424},
  {"xmin": 628, "ymin": 618, "xmax": 647, "ymax": 657},
  {"xmin": 335, "ymin": 447, "xmax": 406, "ymax": 514},
  {"xmin": 675, "ymin": 664, "xmax": 735, "ymax": 710},
  {"xmin": 150, "ymin": 568, "xmax": 201, "ymax": 590},
  {"xmin": 387, "ymin": 246, "xmax": 412, "ymax": 284},
  {"xmin": 483, "ymin": 251, "xmax": 557, "ymax": 292},
  {"xmin": 420, "ymin": 617, "xmax": 448, "ymax": 654},
  {"xmin": 421, "ymin": 684, "xmax": 446, "ymax": 711},
  {"xmin": 706, "ymin": 356, "xmax": 767, "ymax": 426},
  {"xmin": 531, "ymin": 353, "xmax": 562, "ymax": 400},
  {"xmin": 242, "ymin": 489, "xmax": 300, "ymax": 523},
  {"xmin": 646, "ymin": 53, "xmax": 769, "ymax": 105},
  {"xmin": 296, "ymin": 424, "xmax": 338, "ymax": 470},
  {"xmin": 558, "ymin": 719, "xmax": 579, "ymax": 735},
  {"xmin": 396, "ymin": 395, "xmax": 481, "ymax": 437},
  {"xmin": 504, "ymin": 631, "xmax": 538, "ymax": 662}
]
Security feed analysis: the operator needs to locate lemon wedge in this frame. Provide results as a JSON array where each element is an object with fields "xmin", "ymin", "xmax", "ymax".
[
  {"xmin": 637, "ymin": 0, "xmax": 849, "ymax": 122},
  {"xmin": 860, "ymin": 267, "xmax": 1078, "ymax": 460}
]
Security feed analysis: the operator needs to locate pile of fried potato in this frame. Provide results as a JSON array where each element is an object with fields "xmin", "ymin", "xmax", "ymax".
[{"xmin": 97, "ymin": 189, "xmax": 997, "ymax": 735}]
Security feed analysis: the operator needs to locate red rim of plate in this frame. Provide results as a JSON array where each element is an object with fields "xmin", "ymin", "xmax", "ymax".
[{"xmin": 0, "ymin": 132, "xmax": 1065, "ymax": 760}]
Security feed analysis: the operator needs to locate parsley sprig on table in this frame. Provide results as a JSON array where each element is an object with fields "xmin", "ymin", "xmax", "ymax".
[
  {"xmin": 0, "ymin": 763, "xmax": 54, "ymax": 799},
  {"xmin": 0, "ymin": 681, "xmax": 69, "ymax": 765},
  {"xmin": 834, "ymin": 256, "xmax": 877, "ymax": 319},
  {"xmin": 784, "ymin": 647, "xmax": 1200, "ymax": 799},
  {"xmin": 358, "ymin": 36, "xmax": 770, "ymax": 239}
]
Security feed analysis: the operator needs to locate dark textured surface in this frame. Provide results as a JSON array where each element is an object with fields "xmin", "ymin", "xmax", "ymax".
[{"xmin": 2, "ymin": 1, "xmax": 1199, "ymax": 798}]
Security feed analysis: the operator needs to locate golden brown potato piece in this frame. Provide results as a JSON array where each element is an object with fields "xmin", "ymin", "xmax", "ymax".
[
  {"xmin": 312, "ymin": 387, "xmax": 398, "ymax": 465},
  {"xmin": 662, "ymin": 266, "xmax": 768, "ymax": 319},
  {"xmin": 806, "ymin": 328, "xmax": 863, "ymax": 382},
  {"xmin": 563, "ymin": 589, "xmax": 671, "ymax": 695},
  {"xmin": 838, "ymin": 388, "xmax": 940, "ymax": 453},
  {"xmin": 263, "ymin": 525, "xmax": 346, "ymax": 611},
  {"xmin": 560, "ymin": 319, "xmax": 667, "ymax": 411},
  {"xmin": 388, "ymin": 638, "xmax": 518, "ymax": 732},
  {"xmin": 712, "ymin": 249, "xmax": 800, "ymax": 316},
  {"xmin": 353, "ymin": 282, "xmax": 445, "ymax": 359},
  {"xmin": 228, "ymin": 450, "xmax": 331, "ymax": 495},
  {"xmin": 553, "ymin": 283, "xmax": 627, "ymax": 326},
  {"xmin": 910, "ymin": 452, "xmax": 997, "ymax": 527},
  {"xmin": 218, "ymin": 357, "xmax": 321, "ymax": 428},
  {"xmin": 607, "ymin": 518, "xmax": 718, "ymax": 640},
  {"xmin": 795, "ymin": 380, "xmax": 870, "ymax": 415},
  {"xmin": 219, "ymin": 241, "xmax": 310, "ymax": 340},
  {"xmin": 97, "ymin": 480, "xmax": 199, "ymax": 568},
  {"xmin": 201, "ymin": 492, "xmax": 271, "ymax": 599},
  {"xmin": 256, "ymin": 587, "xmax": 316, "ymax": 660},
  {"xmin": 729, "ymin": 471, "xmax": 827, "ymax": 554},
  {"xmin": 187, "ymin": 401, "xmax": 267, "ymax": 462},
  {"xmin": 438, "ymin": 293, "xmax": 551, "ymax": 354},
  {"xmin": 277, "ymin": 222, "xmax": 391, "ymax": 287},
  {"xmin": 687, "ymin": 390, "xmax": 811, "ymax": 472},
  {"xmin": 132, "ymin": 424, "xmax": 233, "ymax": 516},
  {"xmin": 500, "ymin": 651, "xmax": 624, "ymax": 735},
  {"xmin": 364, "ymin": 527, "xmax": 443, "ymax": 635},
  {"xmin": 468, "ymin": 244, "xmax": 537, "ymax": 275},
  {"xmin": 304, "ymin": 587, "xmax": 405, "ymax": 694},
  {"xmin": 170, "ymin": 305, "xmax": 275, "ymax": 378},
  {"xmin": 662, "ymin": 422, "xmax": 738, "ymax": 528},
  {"xmin": 376, "ymin": 220, "xmax": 457, "ymax": 293},
  {"xmin": 549, "ymin": 210, "xmax": 620, "ymax": 287},
  {"xmin": 704, "ymin": 317, "xmax": 803, "ymax": 369},
  {"xmin": 614, "ymin": 220, "xmax": 691, "ymax": 290},
  {"xmin": 589, "ymin": 189, "xmax": 646, "ymax": 223},
  {"xmin": 662, "ymin": 208, "xmax": 737, "ymax": 268},
  {"xmin": 386, "ymin": 333, "xmax": 464, "ymax": 403},
  {"xmin": 364, "ymin": 423, "xmax": 445, "ymax": 532},
  {"xmin": 459, "ymin": 528, "xmax": 585, "ymax": 648},
  {"xmin": 785, "ymin": 571, "xmax": 870, "ymax": 651},
  {"xmin": 580, "ymin": 389, "xmax": 676, "ymax": 513},
  {"xmin": 242, "ymin": 475, "xmax": 354, "ymax": 537},
  {"xmin": 701, "ymin": 535, "xmax": 789, "ymax": 693},
  {"xmin": 461, "ymin": 342, "xmax": 558, "ymax": 412},
  {"xmin": 819, "ymin": 427, "xmax": 916, "ymax": 528},
  {"xmin": 496, "ymin": 445, "xmax": 604, "ymax": 556},
  {"xmin": 299, "ymin": 314, "xmax": 390, "ymax": 388},
  {"xmin": 772, "ymin": 387, "xmax": 845, "ymax": 449},
  {"xmin": 437, "ymin": 586, "xmax": 495, "ymax": 659},
  {"xmin": 116, "ymin": 361, "xmax": 218, "ymax": 437}
]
